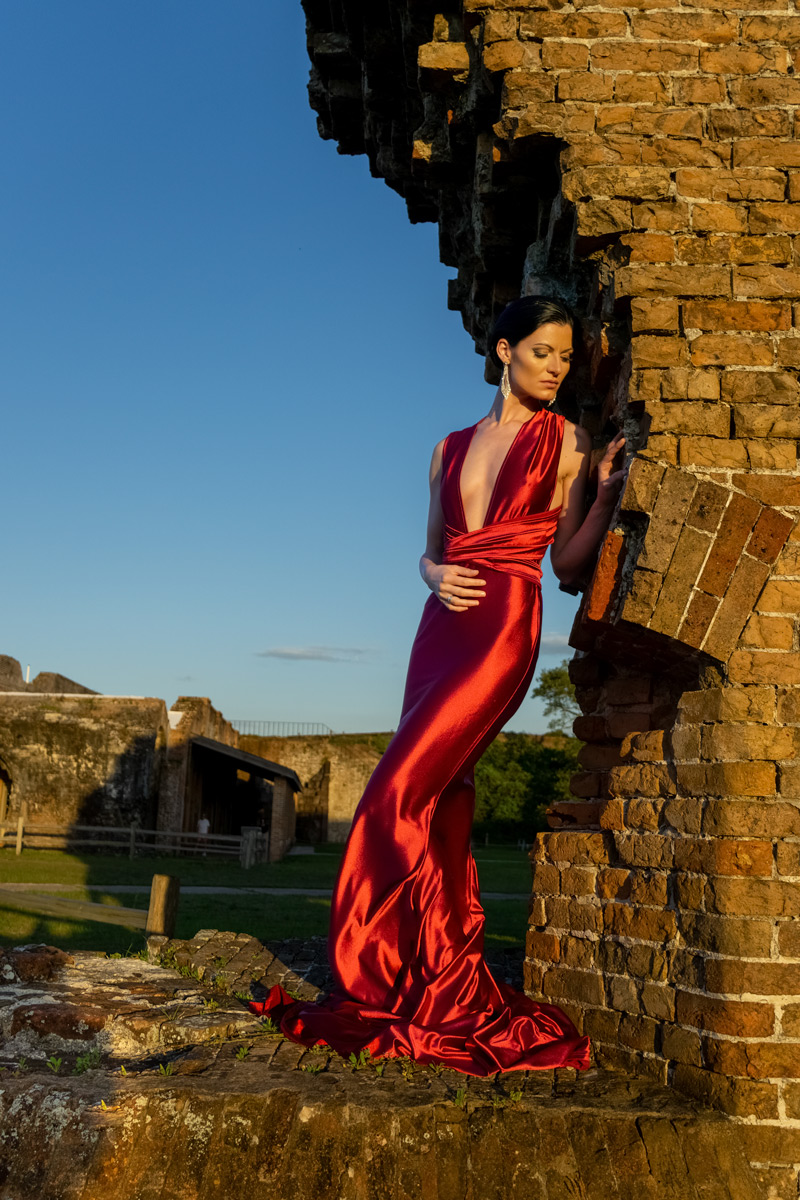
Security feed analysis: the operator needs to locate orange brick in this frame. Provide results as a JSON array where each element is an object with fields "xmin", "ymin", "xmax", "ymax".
[
  {"xmin": 675, "ymin": 167, "xmax": 785, "ymax": 202},
  {"xmin": 728, "ymin": 650, "xmax": 800, "ymax": 684},
  {"xmin": 740, "ymin": 613, "xmax": 795, "ymax": 650},
  {"xmin": 674, "ymin": 77, "xmax": 726, "ymax": 104},
  {"xmin": 757, "ymin": 579, "xmax": 800, "ymax": 613},
  {"xmin": 502, "ymin": 71, "xmax": 556, "ymax": 107},
  {"xmin": 710, "ymin": 875, "xmax": 800, "ymax": 917},
  {"xmin": 686, "ymin": 479, "xmax": 729, "ymax": 532},
  {"xmin": 732, "ymin": 472, "xmax": 800, "ymax": 505},
  {"xmin": 705, "ymin": 958, "xmax": 800, "ymax": 996},
  {"xmin": 704, "ymin": 1038, "xmax": 800, "ymax": 1080},
  {"xmin": 710, "ymin": 109, "xmax": 791, "ymax": 140},
  {"xmin": 521, "ymin": 11, "xmax": 628, "ymax": 38},
  {"xmin": 619, "ymin": 233, "xmax": 675, "ymax": 263},
  {"xmin": 698, "ymin": 492, "xmax": 761, "ymax": 597},
  {"xmin": 632, "ymin": 10, "xmax": 737, "ymax": 41},
  {"xmin": 641, "ymin": 139, "xmax": 729, "ymax": 169},
  {"xmin": 615, "ymin": 73, "xmax": 670, "ymax": 103},
  {"xmin": 733, "ymin": 405, "xmax": 800, "ymax": 438},
  {"xmin": 731, "ymin": 78, "xmax": 800, "ymax": 106},
  {"xmin": 690, "ymin": 333, "xmax": 774, "ymax": 367},
  {"xmin": 746, "ymin": 439, "xmax": 798, "ymax": 470},
  {"xmin": 649, "ymin": 525, "xmax": 714, "ymax": 635},
  {"xmin": 633, "ymin": 200, "xmax": 690, "ymax": 231},
  {"xmin": 678, "ymin": 438, "xmax": 747, "ymax": 469},
  {"xmin": 483, "ymin": 40, "xmax": 525, "ymax": 71},
  {"xmin": 742, "ymin": 14, "xmax": 800, "ymax": 40},
  {"xmin": 557, "ymin": 72, "xmax": 614, "ymax": 102},
  {"xmin": 701, "ymin": 45, "xmax": 789, "ymax": 74},
  {"xmin": 691, "ymin": 203, "xmax": 748, "ymax": 234},
  {"xmin": 675, "ymin": 990, "xmax": 776, "ymax": 1037},
  {"xmin": 746, "ymin": 506, "xmax": 794, "ymax": 563},
  {"xmin": 591, "ymin": 42, "xmax": 699, "ymax": 73},
  {"xmin": 631, "ymin": 297, "xmax": 680, "ymax": 332},
  {"xmin": 541, "ymin": 42, "xmax": 588, "ymax": 70},
  {"xmin": 723, "ymin": 368, "xmax": 799, "ymax": 403},
  {"xmin": 683, "ymin": 299, "xmax": 790, "ymax": 331},
  {"xmin": 617, "ymin": 264, "xmax": 730, "ymax": 297},
  {"xmin": 677, "ymin": 234, "xmax": 792, "ymax": 265},
  {"xmin": 678, "ymin": 590, "xmax": 719, "ymax": 648},
  {"xmin": 631, "ymin": 335, "xmax": 686, "ymax": 367},
  {"xmin": 701, "ymin": 722, "xmax": 799, "ymax": 760},
  {"xmin": 750, "ymin": 202, "xmax": 800, "ymax": 235},
  {"xmin": 675, "ymin": 760, "xmax": 776, "ymax": 796},
  {"xmin": 736, "ymin": 140, "xmax": 800, "ymax": 168}
]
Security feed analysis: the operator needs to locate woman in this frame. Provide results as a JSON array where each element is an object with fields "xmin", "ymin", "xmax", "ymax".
[{"xmin": 253, "ymin": 296, "xmax": 625, "ymax": 1074}]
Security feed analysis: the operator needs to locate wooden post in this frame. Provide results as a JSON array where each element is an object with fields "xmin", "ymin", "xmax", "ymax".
[
  {"xmin": 0, "ymin": 778, "xmax": 8, "ymax": 826},
  {"xmin": 129, "ymin": 826, "xmax": 136, "ymax": 860},
  {"xmin": 15, "ymin": 802, "xmax": 27, "ymax": 856},
  {"xmin": 145, "ymin": 874, "xmax": 180, "ymax": 937}
]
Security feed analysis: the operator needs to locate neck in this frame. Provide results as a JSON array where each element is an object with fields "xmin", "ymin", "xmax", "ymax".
[{"xmin": 489, "ymin": 389, "xmax": 546, "ymax": 424}]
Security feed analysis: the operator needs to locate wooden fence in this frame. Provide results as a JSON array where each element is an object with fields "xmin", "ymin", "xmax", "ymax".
[
  {"xmin": 0, "ymin": 815, "xmax": 266, "ymax": 869},
  {"xmin": 0, "ymin": 873, "xmax": 180, "ymax": 936}
]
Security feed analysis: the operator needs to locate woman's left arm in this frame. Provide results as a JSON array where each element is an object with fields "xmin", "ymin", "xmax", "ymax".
[{"xmin": 550, "ymin": 426, "xmax": 626, "ymax": 587}]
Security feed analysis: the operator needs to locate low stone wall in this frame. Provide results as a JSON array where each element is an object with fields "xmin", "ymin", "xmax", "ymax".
[{"xmin": 0, "ymin": 937, "xmax": 766, "ymax": 1200}]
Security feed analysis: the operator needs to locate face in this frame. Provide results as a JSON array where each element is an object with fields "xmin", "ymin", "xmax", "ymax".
[{"xmin": 497, "ymin": 321, "xmax": 573, "ymax": 403}]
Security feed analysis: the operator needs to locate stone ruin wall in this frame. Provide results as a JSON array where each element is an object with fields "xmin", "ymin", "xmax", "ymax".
[{"xmin": 303, "ymin": 0, "xmax": 800, "ymax": 1191}]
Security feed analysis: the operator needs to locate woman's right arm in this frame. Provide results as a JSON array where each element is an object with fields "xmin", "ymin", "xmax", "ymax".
[{"xmin": 419, "ymin": 439, "xmax": 486, "ymax": 612}]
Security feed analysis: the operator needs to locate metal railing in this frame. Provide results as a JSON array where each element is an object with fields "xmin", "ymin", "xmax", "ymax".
[{"xmin": 232, "ymin": 720, "xmax": 333, "ymax": 738}]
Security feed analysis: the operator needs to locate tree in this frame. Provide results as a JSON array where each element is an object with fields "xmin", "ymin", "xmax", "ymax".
[
  {"xmin": 473, "ymin": 731, "xmax": 580, "ymax": 838},
  {"xmin": 531, "ymin": 658, "xmax": 580, "ymax": 733}
]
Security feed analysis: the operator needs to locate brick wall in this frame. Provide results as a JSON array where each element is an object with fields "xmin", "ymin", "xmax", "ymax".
[{"xmin": 303, "ymin": 1, "xmax": 800, "ymax": 1189}]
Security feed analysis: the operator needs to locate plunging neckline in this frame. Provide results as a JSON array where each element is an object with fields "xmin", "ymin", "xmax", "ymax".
[{"xmin": 458, "ymin": 411, "xmax": 543, "ymax": 534}]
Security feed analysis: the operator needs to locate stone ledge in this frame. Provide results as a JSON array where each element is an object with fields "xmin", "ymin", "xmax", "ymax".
[{"xmin": 0, "ymin": 938, "xmax": 766, "ymax": 1199}]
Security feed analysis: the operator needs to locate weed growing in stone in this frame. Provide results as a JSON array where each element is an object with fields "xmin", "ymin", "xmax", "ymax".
[
  {"xmin": 158, "ymin": 1062, "xmax": 175, "ymax": 1076},
  {"xmin": 14, "ymin": 1058, "xmax": 28, "ymax": 1074},
  {"xmin": 119, "ymin": 1064, "xmax": 128, "ymax": 1076},
  {"xmin": 398, "ymin": 1057, "xmax": 415, "ymax": 1082},
  {"xmin": 203, "ymin": 998, "xmax": 219, "ymax": 1012},
  {"xmin": 73, "ymin": 1049, "xmax": 101, "ymax": 1075},
  {"xmin": 300, "ymin": 1062, "xmax": 324, "ymax": 1074},
  {"xmin": 428, "ymin": 1062, "xmax": 444, "ymax": 1076},
  {"xmin": 234, "ymin": 991, "xmax": 252, "ymax": 1003},
  {"xmin": 235, "ymin": 1045, "xmax": 250, "ymax": 1061},
  {"xmin": 508, "ymin": 1088, "xmax": 523, "ymax": 1103},
  {"xmin": 347, "ymin": 1049, "xmax": 372, "ymax": 1071},
  {"xmin": 453, "ymin": 1087, "xmax": 467, "ymax": 1108},
  {"xmin": 373, "ymin": 1061, "xmax": 385, "ymax": 1077},
  {"xmin": 46, "ymin": 1056, "xmax": 62, "ymax": 1074}
]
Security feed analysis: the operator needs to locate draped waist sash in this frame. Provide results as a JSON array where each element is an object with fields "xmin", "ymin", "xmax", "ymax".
[{"xmin": 444, "ymin": 508, "xmax": 561, "ymax": 585}]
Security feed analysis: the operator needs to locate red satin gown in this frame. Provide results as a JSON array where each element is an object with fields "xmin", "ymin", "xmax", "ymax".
[{"xmin": 252, "ymin": 407, "xmax": 591, "ymax": 1075}]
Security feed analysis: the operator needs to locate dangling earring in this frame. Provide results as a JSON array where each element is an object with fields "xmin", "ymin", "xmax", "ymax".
[{"xmin": 501, "ymin": 363, "xmax": 511, "ymax": 399}]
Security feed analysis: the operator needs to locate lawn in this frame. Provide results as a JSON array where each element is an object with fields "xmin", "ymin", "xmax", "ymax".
[{"xmin": 0, "ymin": 844, "xmax": 533, "ymax": 955}]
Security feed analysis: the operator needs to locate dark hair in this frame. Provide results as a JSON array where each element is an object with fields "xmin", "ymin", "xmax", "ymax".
[{"xmin": 488, "ymin": 295, "xmax": 576, "ymax": 369}]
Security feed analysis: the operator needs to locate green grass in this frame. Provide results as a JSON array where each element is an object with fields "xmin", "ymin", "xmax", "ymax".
[
  {"xmin": 0, "ymin": 844, "xmax": 531, "ymax": 893},
  {"xmin": 0, "ymin": 844, "xmax": 532, "ymax": 955}
]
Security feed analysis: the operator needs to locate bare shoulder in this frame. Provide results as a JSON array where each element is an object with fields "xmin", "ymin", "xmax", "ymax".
[
  {"xmin": 560, "ymin": 418, "xmax": 591, "ymax": 474},
  {"xmin": 429, "ymin": 437, "xmax": 446, "ymax": 481}
]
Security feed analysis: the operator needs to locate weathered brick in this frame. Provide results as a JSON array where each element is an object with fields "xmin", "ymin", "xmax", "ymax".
[
  {"xmin": 521, "ymin": 11, "xmax": 628, "ymax": 38},
  {"xmin": 709, "ymin": 109, "xmax": 791, "ymax": 140},
  {"xmin": 630, "ymin": 297, "xmax": 679, "ymax": 332},
  {"xmin": 691, "ymin": 203, "xmax": 749, "ymax": 234},
  {"xmin": 740, "ymin": 613, "xmax": 795, "ymax": 649},
  {"xmin": 631, "ymin": 336, "xmax": 686, "ymax": 367},
  {"xmin": 690, "ymin": 333, "xmax": 774, "ymax": 367},
  {"xmin": 620, "ymin": 233, "xmax": 676, "ymax": 263},
  {"xmin": 704, "ymin": 1038, "xmax": 800, "ymax": 1080},
  {"xmin": 617, "ymin": 264, "xmax": 730, "ymax": 297},
  {"xmin": 746, "ymin": 506, "xmax": 795, "ymax": 563},
  {"xmin": 680, "ymin": 911, "xmax": 774, "ymax": 957},
  {"xmin": 633, "ymin": 200, "xmax": 690, "ymax": 231},
  {"xmin": 557, "ymin": 72, "xmax": 614, "ymax": 103},
  {"xmin": 483, "ymin": 40, "xmax": 525, "ymax": 71},
  {"xmin": 697, "ymin": 492, "xmax": 761, "ymax": 597},
  {"xmin": 675, "ymin": 760, "xmax": 776, "ymax": 796},
  {"xmin": 678, "ymin": 234, "xmax": 792, "ymax": 265},
  {"xmin": 562, "ymin": 166, "xmax": 671, "ymax": 202},
  {"xmin": 678, "ymin": 437, "xmax": 747, "ymax": 470},
  {"xmin": 686, "ymin": 480, "xmax": 729, "ymax": 533},
  {"xmin": 705, "ymin": 958, "xmax": 799, "ymax": 996},
  {"xmin": 678, "ymin": 685, "xmax": 775, "ymax": 724},
  {"xmin": 702, "ymin": 554, "xmax": 771, "ymax": 660},
  {"xmin": 756, "ymin": 578, "xmax": 800, "ymax": 613},
  {"xmin": 603, "ymin": 902, "xmax": 678, "ymax": 942},
  {"xmin": 683, "ymin": 299, "xmax": 790, "ymax": 331},
  {"xmin": 675, "ymin": 167, "xmax": 785, "ymax": 202},
  {"xmin": 632, "ymin": 10, "xmax": 737, "ymax": 42},
  {"xmin": 708, "ymin": 874, "xmax": 800, "ymax": 917},
  {"xmin": 745, "ymin": 439, "xmax": 798, "ymax": 470},
  {"xmin": 722, "ymin": 369, "xmax": 799, "ymax": 404},
  {"xmin": 750, "ymin": 202, "xmax": 800, "ymax": 235},
  {"xmin": 677, "ymin": 589, "xmax": 720, "ymax": 648},
  {"xmin": 734, "ymin": 265, "xmax": 800, "ymax": 297},
  {"xmin": 647, "ymin": 401, "xmax": 730, "ymax": 437},
  {"xmin": 591, "ymin": 42, "xmax": 699, "ymax": 73},
  {"xmin": 672, "ymin": 1065, "xmax": 779, "ymax": 1120},
  {"xmin": 702, "ymin": 46, "xmax": 790, "ymax": 76},
  {"xmin": 638, "ymin": 467, "xmax": 697, "ymax": 573},
  {"xmin": 732, "ymin": 472, "xmax": 800, "ymax": 506},
  {"xmin": 734, "ymin": 405, "xmax": 800, "ymax": 439},
  {"xmin": 675, "ymin": 990, "xmax": 776, "ymax": 1037},
  {"xmin": 649, "ymin": 525, "xmax": 713, "ymax": 636}
]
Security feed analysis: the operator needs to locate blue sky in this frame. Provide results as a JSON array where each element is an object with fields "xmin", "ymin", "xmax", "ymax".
[{"xmin": 1, "ymin": 2, "xmax": 578, "ymax": 732}]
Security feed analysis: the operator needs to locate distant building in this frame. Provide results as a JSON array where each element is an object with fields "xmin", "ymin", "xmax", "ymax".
[{"xmin": 0, "ymin": 656, "xmax": 299, "ymax": 861}]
